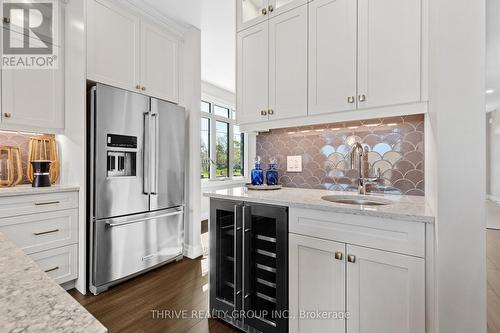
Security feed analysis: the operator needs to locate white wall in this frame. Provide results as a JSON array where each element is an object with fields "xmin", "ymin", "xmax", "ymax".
[{"xmin": 427, "ymin": 0, "xmax": 486, "ymax": 332}]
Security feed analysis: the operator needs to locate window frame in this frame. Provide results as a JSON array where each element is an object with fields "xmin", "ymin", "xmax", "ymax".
[{"xmin": 201, "ymin": 99, "xmax": 245, "ymax": 181}]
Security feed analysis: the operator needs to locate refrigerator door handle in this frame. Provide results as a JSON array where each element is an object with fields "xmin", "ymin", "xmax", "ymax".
[
  {"xmin": 105, "ymin": 209, "xmax": 183, "ymax": 228},
  {"xmin": 143, "ymin": 111, "xmax": 151, "ymax": 195},
  {"xmin": 151, "ymin": 113, "xmax": 159, "ymax": 195}
]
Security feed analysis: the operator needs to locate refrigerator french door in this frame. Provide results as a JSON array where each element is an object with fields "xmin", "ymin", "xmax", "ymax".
[
  {"xmin": 89, "ymin": 83, "xmax": 186, "ymax": 295},
  {"xmin": 210, "ymin": 199, "xmax": 288, "ymax": 333}
]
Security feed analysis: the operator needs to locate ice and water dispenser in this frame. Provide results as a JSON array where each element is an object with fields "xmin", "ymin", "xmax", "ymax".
[{"xmin": 106, "ymin": 134, "xmax": 137, "ymax": 178}]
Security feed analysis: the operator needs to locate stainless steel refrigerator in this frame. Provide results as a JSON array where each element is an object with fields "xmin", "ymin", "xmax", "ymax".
[{"xmin": 88, "ymin": 83, "xmax": 186, "ymax": 295}]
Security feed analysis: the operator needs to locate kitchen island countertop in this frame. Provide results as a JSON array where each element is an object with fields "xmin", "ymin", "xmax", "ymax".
[{"xmin": 0, "ymin": 232, "xmax": 106, "ymax": 333}]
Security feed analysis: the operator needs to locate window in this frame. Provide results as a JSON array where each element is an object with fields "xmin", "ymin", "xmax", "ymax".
[{"xmin": 200, "ymin": 100, "xmax": 245, "ymax": 179}]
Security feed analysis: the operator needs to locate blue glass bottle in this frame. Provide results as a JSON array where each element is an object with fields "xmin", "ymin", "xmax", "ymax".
[
  {"xmin": 266, "ymin": 158, "xmax": 279, "ymax": 186},
  {"xmin": 251, "ymin": 157, "xmax": 264, "ymax": 185}
]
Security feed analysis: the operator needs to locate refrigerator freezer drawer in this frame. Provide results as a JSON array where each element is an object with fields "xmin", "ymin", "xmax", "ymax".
[{"xmin": 92, "ymin": 208, "xmax": 184, "ymax": 288}]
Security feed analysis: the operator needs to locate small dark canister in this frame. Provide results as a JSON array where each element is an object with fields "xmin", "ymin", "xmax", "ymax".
[{"xmin": 31, "ymin": 160, "xmax": 51, "ymax": 187}]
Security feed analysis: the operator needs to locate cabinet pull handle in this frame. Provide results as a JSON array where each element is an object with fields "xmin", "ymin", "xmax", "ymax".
[
  {"xmin": 34, "ymin": 228, "xmax": 59, "ymax": 236},
  {"xmin": 268, "ymin": 4, "xmax": 274, "ymax": 12},
  {"xmin": 34, "ymin": 200, "xmax": 60, "ymax": 206},
  {"xmin": 347, "ymin": 254, "xmax": 356, "ymax": 263},
  {"xmin": 268, "ymin": 109, "xmax": 274, "ymax": 115},
  {"xmin": 347, "ymin": 96, "xmax": 355, "ymax": 104},
  {"xmin": 334, "ymin": 251, "xmax": 343, "ymax": 261},
  {"xmin": 3, "ymin": 17, "xmax": 10, "ymax": 24},
  {"xmin": 261, "ymin": 110, "xmax": 267, "ymax": 116},
  {"xmin": 262, "ymin": 7, "xmax": 267, "ymax": 15},
  {"xmin": 358, "ymin": 94, "xmax": 366, "ymax": 102},
  {"xmin": 44, "ymin": 266, "xmax": 59, "ymax": 273},
  {"xmin": 4, "ymin": 112, "xmax": 11, "ymax": 118}
]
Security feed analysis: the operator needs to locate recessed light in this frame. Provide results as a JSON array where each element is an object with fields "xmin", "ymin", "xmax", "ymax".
[{"xmin": 486, "ymin": 89, "xmax": 495, "ymax": 94}]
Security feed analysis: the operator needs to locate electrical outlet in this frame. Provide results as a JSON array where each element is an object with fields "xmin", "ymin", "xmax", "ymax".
[{"xmin": 287, "ymin": 155, "xmax": 302, "ymax": 172}]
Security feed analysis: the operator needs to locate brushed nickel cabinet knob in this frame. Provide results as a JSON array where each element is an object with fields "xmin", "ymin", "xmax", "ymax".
[
  {"xmin": 262, "ymin": 7, "xmax": 267, "ymax": 15},
  {"xmin": 141, "ymin": 86, "xmax": 146, "ymax": 91},
  {"xmin": 268, "ymin": 109, "xmax": 274, "ymax": 115},
  {"xmin": 358, "ymin": 94, "xmax": 366, "ymax": 102},
  {"xmin": 347, "ymin": 254, "xmax": 356, "ymax": 263},
  {"xmin": 261, "ymin": 110, "xmax": 268, "ymax": 116},
  {"xmin": 3, "ymin": 17, "xmax": 10, "ymax": 24},
  {"xmin": 334, "ymin": 251, "xmax": 343, "ymax": 261},
  {"xmin": 136, "ymin": 84, "xmax": 141, "ymax": 89},
  {"xmin": 4, "ymin": 112, "xmax": 11, "ymax": 118},
  {"xmin": 347, "ymin": 96, "xmax": 355, "ymax": 104},
  {"xmin": 268, "ymin": 4, "xmax": 274, "ymax": 12}
]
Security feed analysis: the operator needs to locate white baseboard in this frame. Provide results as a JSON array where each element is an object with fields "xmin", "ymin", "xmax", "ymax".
[
  {"xmin": 184, "ymin": 243, "xmax": 203, "ymax": 259},
  {"xmin": 487, "ymin": 195, "xmax": 500, "ymax": 204}
]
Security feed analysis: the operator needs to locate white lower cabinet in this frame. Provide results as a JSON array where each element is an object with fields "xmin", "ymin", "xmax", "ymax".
[
  {"xmin": 29, "ymin": 244, "xmax": 78, "ymax": 285},
  {"xmin": 289, "ymin": 234, "xmax": 346, "ymax": 333},
  {"xmin": 0, "ymin": 189, "xmax": 79, "ymax": 285},
  {"xmin": 345, "ymin": 245, "xmax": 425, "ymax": 333},
  {"xmin": 289, "ymin": 211, "xmax": 426, "ymax": 333}
]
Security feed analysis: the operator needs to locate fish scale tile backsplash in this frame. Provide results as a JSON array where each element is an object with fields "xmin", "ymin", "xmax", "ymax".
[{"xmin": 256, "ymin": 114, "xmax": 425, "ymax": 196}]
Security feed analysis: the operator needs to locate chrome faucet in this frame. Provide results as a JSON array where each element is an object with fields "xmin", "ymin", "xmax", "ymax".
[{"xmin": 350, "ymin": 142, "xmax": 380, "ymax": 195}]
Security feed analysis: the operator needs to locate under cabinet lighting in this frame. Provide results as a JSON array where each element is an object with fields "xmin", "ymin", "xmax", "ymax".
[{"xmin": 486, "ymin": 89, "xmax": 495, "ymax": 94}]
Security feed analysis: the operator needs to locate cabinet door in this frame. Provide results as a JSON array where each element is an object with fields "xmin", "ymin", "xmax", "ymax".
[
  {"xmin": 357, "ymin": 0, "xmax": 421, "ymax": 109},
  {"xmin": 243, "ymin": 203, "xmax": 288, "ymax": 333},
  {"xmin": 237, "ymin": 0, "xmax": 269, "ymax": 32},
  {"xmin": 268, "ymin": 5, "xmax": 307, "ymax": 121},
  {"xmin": 237, "ymin": 22, "xmax": 269, "ymax": 125},
  {"xmin": 209, "ymin": 199, "xmax": 243, "ymax": 317},
  {"xmin": 87, "ymin": 0, "xmax": 140, "ymax": 92},
  {"xmin": 346, "ymin": 245, "xmax": 425, "ymax": 333},
  {"xmin": 308, "ymin": 0, "xmax": 357, "ymax": 115},
  {"xmin": 140, "ymin": 21, "xmax": 180, "ymax": 103},
  {"xmin": 289, "ymin": 234, "xmax": 346, "ymax": 333},
  {"xmin": 269, "ymin": 0, "xmax": 308, "ymax": 18},
  {"xmin": 1, "ymin": 46, "xmax": 64, "ymax": 130}
]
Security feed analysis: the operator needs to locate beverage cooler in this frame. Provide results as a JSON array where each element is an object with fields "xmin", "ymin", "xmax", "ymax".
[{"xmin": 209, "ymin": 199, "xmax": 288, "ymax": 333}]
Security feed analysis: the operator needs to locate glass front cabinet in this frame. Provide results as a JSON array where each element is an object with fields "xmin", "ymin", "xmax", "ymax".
[{"xmin": 210, "ymin": 198, "xmax": 288, "ymax": 333}]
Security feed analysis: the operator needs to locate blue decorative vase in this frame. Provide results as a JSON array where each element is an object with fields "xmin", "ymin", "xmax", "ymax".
[
  {"xmin": 251, "ymin": 157, "xmax": 264, "ymax": 185},
  {"xmin": 266, "ymin": 162, "xmax": 279, "ymax": 186}
]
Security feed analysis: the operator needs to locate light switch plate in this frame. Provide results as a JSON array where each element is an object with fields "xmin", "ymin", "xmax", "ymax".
[{"xmin": 287, "ymin": 155, "xmax": 302, "ymax": 172}]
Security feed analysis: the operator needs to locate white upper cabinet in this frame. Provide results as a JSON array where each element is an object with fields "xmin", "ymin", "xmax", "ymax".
[
  {"xmin": 237, "ymin": 0, "xmax": 307, "ymax": 31},
  {"xmin": 308, "ymin": 0, "xmax": 357, "ymax": 115},
  {"xmin": 237, "ymin": 0, "xmax": 269, "ymax": 32},
  {"xmin": 140, "ymin": 21, "xmax": 180, "ymax": 103},
  {"xmin": 237, "ymin": 22, "xmax": 269, "ymax": 124},
  {"xmin": 2, "ymin": 54, "xmax": 64, "ymax": 131},
  {"xmin": 269, "ymin": 5, "xmax": 307, "ymax": 120},
  {"xmin": 357, "ymin": 0, "xmax": 421, "ymax": 109},
  {"xmin": 289, "ymin": 234, "xmax": 346, "ymax": 333},
  {"xmin": 87, "ymin": 0, "xmax": 140, "ymax": 92},
  {"xmin": 268, "ymin": 0, "xmax": 308, "ymax": 18},
  {"xmin": 346, "ymin": 245, "xmax": 425, "ymax": 333},
  {"xmin": 87, "ymin": 0, "xmax": 181, "ymax": 103}
]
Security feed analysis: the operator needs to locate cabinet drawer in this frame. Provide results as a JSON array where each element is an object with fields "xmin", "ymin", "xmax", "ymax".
[
  {"xmin": 30, "ymin": 244, "xmax": 78, "ymax": 285},
  {"xmin": 0, "ymin": 191, "xmax": 78, "ymax": 218},
  {"xmin": 0, "ymin": 209, "xmax": 78, "ymax": 255},
  {"xmin": 289, "ymin": 208, "xmax": 425, "ymax": 257}
]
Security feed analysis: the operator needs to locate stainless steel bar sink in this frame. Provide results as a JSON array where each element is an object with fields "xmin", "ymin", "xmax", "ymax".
[{"xmin": 321, "ymin": 195, "xmax": 393, "ymax": 206}]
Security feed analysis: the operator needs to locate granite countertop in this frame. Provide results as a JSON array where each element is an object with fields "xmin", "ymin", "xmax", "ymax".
[
  {"xmin": 0, "ymin": 233, "xmax": 106, "ymax": 333},
  {"xmin": 0, "ymin": 184, "xmax": 80, "ymax": 197},
  {"xmin": 204, "ymin": 187, "xmax": 435, "ymax": 223}
]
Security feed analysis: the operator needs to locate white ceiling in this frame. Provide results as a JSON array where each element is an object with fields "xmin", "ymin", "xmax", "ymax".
[
  {"xmin": 487, "ymin": 0, "xmax": 500, "ymax": 112},
  {"xmin": 138, "ymin": 0, "xmax": 236, "ymax": 93}
]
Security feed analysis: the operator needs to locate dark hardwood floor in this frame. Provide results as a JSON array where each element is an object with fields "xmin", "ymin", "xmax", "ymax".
[{"xmin": 69, "ymin": 254, "xmax": 237, "ymax": 332}]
